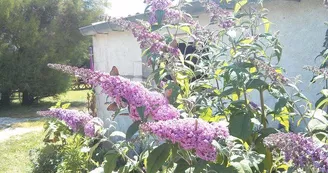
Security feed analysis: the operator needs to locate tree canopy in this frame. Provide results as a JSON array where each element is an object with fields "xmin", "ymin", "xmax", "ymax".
[{"xmin": 0, "ymin": 0, "xmax": 104, "ymax": 105}]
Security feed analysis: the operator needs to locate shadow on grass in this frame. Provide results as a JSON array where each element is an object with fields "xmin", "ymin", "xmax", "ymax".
[
  {"xmin": 0, "ymin": 101, "xmax": 87, "ymax": 118},
  {"xmin": 0, "ymin": 118, "xmax": 47, "ymax": 130}
]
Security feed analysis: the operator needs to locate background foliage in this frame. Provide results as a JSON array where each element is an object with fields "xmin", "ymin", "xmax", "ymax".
[{"xmin": 0, "ymin": 0, "xmax": 104, "ymax": 106}]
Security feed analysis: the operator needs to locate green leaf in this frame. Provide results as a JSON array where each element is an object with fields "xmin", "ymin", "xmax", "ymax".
[
  {"xmin": 208, "ymin": 163, "xmax": 237, "ymax": 173},
  {"xmin": 262, "ymin": 18, "xmax": 270, "ymax": 33},
  {"xmin": 268, "ymin": 86, "xmax": 283, "ymax": 98},
  {"xmin": 89, "ymin": 139, "xmax": 107, "ymax": 162},
  {"xmin": 194, "ymin": 160, "xmax": 207, "ymax": 173},
  {"xmin": 199, "ymin": 107, "xmax": 212, "ymax": 119},
  {"xmin": 307, "ymin": 110, "xmax": 328, "ymax": 132},
  {"xmin": 274, "ymin": 97, "xmax": 288, "ymax": 113},
  {"xmin": 151, "ymin": 24, "xmax": 163, "ymax": 32},
  {"xmin": 109, "ymin": 131, "xmax": 126, "ymax": 139},
  {"xmin": 234, "ymin": 0, "xmax": 248, "ymax": 14},
  {"xmin": 155, "ymin": 10, "xmax": 165, "ymax": 25},
  {"xmin": 229, "ymin": 113, "xmax": 252, "ymax": 140},
  {"xmin": 315, "ymin": 96, "xmax": 328, "ymax": 109},
  {"xmin": 321, "ymin": 89, "xmax": 328, "ymax": 97},
  {"xmin": 274, "ymin": 107, "xmax": 290, "ymax": 131},
  {"xmin": 104, "ymin": 150, "xmax": 119, "ymax": 173},
  {"xmin": 277, "ymin": 164, "xmax": 289, "ymax": 171},
  {"xmin": 144, "ymin": 4, "xmax": 151, "ymax": 13},
  {"xmin": 246, "ymin": 79, "xmax": 268, "ymax": 91},
  {"xmin": 219, "ymin": 88, "xmax": 235, "ymax": 97},
  {"xmin": 274, "ymin": 44, "xmax": 283, "ymax": 62},
  {"xmin": 248, "ymin": 151, "xmax": 265, "ymax": 170},
  {"xmin": 126, "ymin": 121, "xmax": 141, "ymax": 140},
  {"xmin": 258, "ymin": 128, "xmax": 279, "ymax": 138},
  {"xmin": 175, "ymin": 159, "xmax": 190, "ymax": 173},
  {"xmin": 51, "ymin": 101, "xmax": 61, "ymax": 108},
  {"xmin": 256, "ymin": 144, "xmax": 273, "ymax": 172},
  {"xmin": 179, "ymin": 25, "xmax": 191, "ymax": 35},
  {"xmin": 231, "ymin": 160, "xmax": 252, "ymax": 173},
  {"xmin": 147, "ymin": 143, "xmax": 171, "ymax": 173},
  {"xmin": 199, "ymin": 107, "xmax": 223, "ymax": 122},
  {"xmin": 61, "ymin": 103, "xmax": 71, "ymax": 109},
  {"xmin": 137, "ymin": 106, "xmax": 146, "ymax": 121},
  {"xmin": 141, "ymin": 47, "xmax": 150, "ymax": 57}
]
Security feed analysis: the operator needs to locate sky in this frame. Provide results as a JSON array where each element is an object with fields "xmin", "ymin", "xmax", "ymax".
[{"xmin": 105, "ymin": 0, "xmax": 147, "ymax": 18}]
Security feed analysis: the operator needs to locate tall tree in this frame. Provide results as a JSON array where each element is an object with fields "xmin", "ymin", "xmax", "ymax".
[
  {"xmin": 0, "ymin": 0, "xmax": 104, "ymax": 106},
  {"xmin": 0, "ymin": 0, "xmax": 18, "ymax": 106}
]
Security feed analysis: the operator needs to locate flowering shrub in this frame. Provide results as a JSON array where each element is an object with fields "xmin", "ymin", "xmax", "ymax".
[{"xmin": 36, "ymin": 0, "xmax": 328, "ymax": 173}]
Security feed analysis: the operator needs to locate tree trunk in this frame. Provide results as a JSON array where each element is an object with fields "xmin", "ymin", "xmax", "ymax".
[
  {"xmin": 22, "ymin": 91, "xmax": 35, "ymax": 106},
  {"xmin": 0, "ymin": 91, "xmax": 11, "ymax": 107}
]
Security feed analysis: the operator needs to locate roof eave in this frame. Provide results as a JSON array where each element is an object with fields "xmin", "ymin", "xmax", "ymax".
[{"xmin": 79, "ymin": 1, "xmax": 234, "ymax": 36}]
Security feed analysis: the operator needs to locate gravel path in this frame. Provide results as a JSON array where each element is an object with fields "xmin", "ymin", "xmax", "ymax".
[{"xmin": 0, "ymin": 117, "xmax": 44, "ymax": 142}]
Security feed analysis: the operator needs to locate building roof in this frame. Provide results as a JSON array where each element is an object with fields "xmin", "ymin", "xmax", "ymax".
[{"xmin": 79, "ymin": 1, "xmax": 234, "ymax": 36}]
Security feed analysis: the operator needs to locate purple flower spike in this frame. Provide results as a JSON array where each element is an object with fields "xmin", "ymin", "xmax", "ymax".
[
  {"xmin": 48, "ymin": 64, "xmax": 180, "ymax": 121},
  {"xmin": 264, "ymin": 133, "xmax": 328, "ymax": 172},
  {"xmin": 140, "ymin": 118, "xmax": 229, "ymax": 161},
  {"xmin": 37, "ymin": 108, "xmax": 93, "ymax": 132}
]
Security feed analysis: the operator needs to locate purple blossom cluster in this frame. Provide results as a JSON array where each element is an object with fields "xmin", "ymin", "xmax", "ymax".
[
  {"xmin": 249, "ymin": 101, "xmax": 260, "ymax": 111},
  {"xmin": 108, "ymin": 0, "xmax": 235, "ymax": 58},
  {"xmin": 264, "ymin": 133, "xmax": 328, "ymax": 172},
  {"xmin": 145, "ymin": 0, "xmax": 172, "ymax": 11},
  {"xmin": 48, "ymin": 64, "xmax": 180, "ymax": 121},
  {"xmin": 37, "ymin": 108, "xmax": 103, "ymax": 137},
  {"xmin": 200, "ymin": 0, "xmax": 234, "ymax": 29},
  {"xmin": 145, "ymin": 0, "xmax": 181, "ymax": 25},
  {"xmin": 140, "ymin": 118, "xmax": 230, "ymax": 161},
  {"xmin": 84, "ymin": 117, "xmax": 104, "ymax": 137},
  {"xmin": 304, "ymin": 65, "xmax": 328, "ymax": 79},
  {"xmin": 109, "ymin": 18, "xmax": 180, "ymax": 56},
  {"xmin": 252, "ymin": 59, "xmax": 288, "ymax": 84}
]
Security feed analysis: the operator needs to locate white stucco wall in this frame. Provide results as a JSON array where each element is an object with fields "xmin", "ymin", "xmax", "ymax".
[
  {"xmin": 92, "ymin": 31, "xmax": 143, "ymax": 131},
  {"xmin": 92, "ymin": 0, "xmax": 328, "ymax": 132},
  {"xmin": 255, "ymin": 0, "xmax": 328, "ymax": 131}
]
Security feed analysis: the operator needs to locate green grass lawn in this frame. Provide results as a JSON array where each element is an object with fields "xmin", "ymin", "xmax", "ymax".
[
  {"xmin": 10, "ymin": 120, "xmax": 46, "ymax": 128},
  {"xmin": 0, "ymin": 131, "xmax": 44, "ymax": 173},
  {"xmin": 0, "ymin": 90, "xmax": 91, "ymax": 118},
  {"xmin": 0, "ymin": 90, "xmax": 92, "ymax": 172}
]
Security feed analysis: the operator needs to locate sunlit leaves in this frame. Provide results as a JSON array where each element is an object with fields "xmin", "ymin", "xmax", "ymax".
[
  {"xmin": 179, "ymin": 25, "xmax": 192, "ymax": 35},
  {"xmin": 273, "ymin": 107, "xmax": 290, "ymax": 131},
  {"xmin": 234, "ymin": 0, "xmax": 248, "ymax": 14},
  {"xmin": 262, "ymin": 18, "xmax": 270, "ymax": 33},
  {"xmin": 199, "ymin": 107, "xmax": 224, "ymax": 122}
]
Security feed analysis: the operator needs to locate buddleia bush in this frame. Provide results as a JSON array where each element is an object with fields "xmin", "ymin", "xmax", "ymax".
[{"xmin": 35, "ymin": 0, "xmax": 328, "ymax": 173}]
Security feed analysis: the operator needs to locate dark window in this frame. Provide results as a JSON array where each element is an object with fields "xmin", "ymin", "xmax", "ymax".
[{"xmin": 163, "ymin": 42, "xmax": 208, "ymax": 82}]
